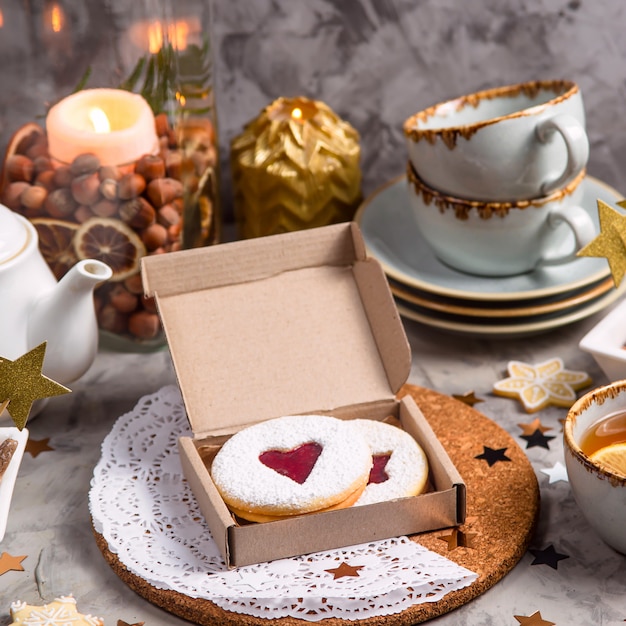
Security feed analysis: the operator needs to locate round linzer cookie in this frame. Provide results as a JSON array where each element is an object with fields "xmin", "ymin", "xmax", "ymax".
[
  {"xmin": 352, "ymin": 419, "xmax": 429, "ymax": 506},
  {"xmin": 211, "ymin": 414, "xmax": 372, "ymax": 521}
]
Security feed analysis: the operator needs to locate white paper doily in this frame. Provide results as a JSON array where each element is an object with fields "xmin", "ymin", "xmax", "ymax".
[{"xmin": 89, "ymin": 386, "xmax": 477, "ymax": 622}]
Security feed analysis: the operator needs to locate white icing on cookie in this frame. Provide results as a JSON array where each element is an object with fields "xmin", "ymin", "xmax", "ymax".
[
  {"xmin": 211, "ymin": 414, "xmax": 372, "ymax": 517},
  {"xmin": 351, "ymin": 419, "xmax": 429, "ymax": 506}
]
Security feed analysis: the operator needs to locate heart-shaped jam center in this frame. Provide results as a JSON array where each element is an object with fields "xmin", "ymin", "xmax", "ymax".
[
  {"xmin": 368, "ymin": 453, "xmax": 391, "ymax": 484},
  {"xmin": 259, "ymin": 442, "xmax": 323, "ymax": 484}
]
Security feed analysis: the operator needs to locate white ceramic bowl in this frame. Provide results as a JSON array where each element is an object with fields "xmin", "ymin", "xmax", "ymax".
[
  {"xmin": 579, "ymin": 297, "xmax": 626, "ymax": 382},
  {"xmin": 0, "ymin": 427, "xmax": 28, "ymax": 542},
  {"xmin": 564, "ymin": 381, "xmax": 626, "ymax": 554}
]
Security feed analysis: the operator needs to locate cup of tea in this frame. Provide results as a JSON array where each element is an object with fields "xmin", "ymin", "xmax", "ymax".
[
  {"xmin": 403, "ymin": 80, "xmax": 589, "ymax": 201},
  {"xmin": 564, "ymin": 380, "xmax": 626, "ymax": 554},
  {"xmin": 406, "ymin": 164, "xmax": 595, "ymax": 277}
]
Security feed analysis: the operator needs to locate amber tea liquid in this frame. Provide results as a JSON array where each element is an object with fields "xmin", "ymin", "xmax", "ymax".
[{"xmin": 579, "ymin": 410, "xmax": 626, "ymax": 456}]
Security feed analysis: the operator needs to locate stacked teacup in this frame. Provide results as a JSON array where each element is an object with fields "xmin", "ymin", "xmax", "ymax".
[{"xmin": 402, "ymin": 80, "xmax": 594, "ymax": 277}]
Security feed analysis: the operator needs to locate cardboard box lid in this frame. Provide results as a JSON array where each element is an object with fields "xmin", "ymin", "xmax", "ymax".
[{"xmin": 142, "ymin": 223, "xmax": 411, "ymax": 437}]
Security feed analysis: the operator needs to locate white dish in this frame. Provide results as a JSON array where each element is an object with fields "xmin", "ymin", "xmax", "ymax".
[
  {"xmin": 0, "ymin": 427, "xmax": 28, "ymax": 542},
  {"xmin": 395, "ymin": 280, "xmax": 626, "ymax": 338},
  {"xmin": 579, "ymin": 297, "xmax": 626, "ymax": 382},
  {"xmin": 391, "ymin": 277, "xmax": 613, "ymax": 319},
  {"xmin": 355, "ymin": 175, "xmax": 622, "ymax": 302}
]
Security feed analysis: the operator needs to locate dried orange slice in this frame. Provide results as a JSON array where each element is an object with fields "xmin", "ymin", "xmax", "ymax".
[
  {"xmin": 30, "ymin": 218, "xmax": 79, "ymax": 280},
  {"xmin": 73, "ymin": 217, "xmax": 146, "ymax": 282},
  {"xmin": 0, "ymin": 122, "xmax": 45, "ymax": 193}
]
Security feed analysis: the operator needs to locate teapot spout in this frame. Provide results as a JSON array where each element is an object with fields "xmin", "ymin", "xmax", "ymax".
[{"xmin": 28, "ymin": 259, "xmax": 113, "ymax": 384}]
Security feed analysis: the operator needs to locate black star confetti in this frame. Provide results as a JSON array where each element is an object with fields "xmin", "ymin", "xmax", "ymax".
[
  {"xmin": 529, "ymin": 544, "xmax": 569, "ymax": 569},
  {"xmin": 520, "ymin": 429, "xmax": 556, "ymax": 450},
  {"xmin": 475, "ymin": 446, "xmax": 512, "ymax": 467}
]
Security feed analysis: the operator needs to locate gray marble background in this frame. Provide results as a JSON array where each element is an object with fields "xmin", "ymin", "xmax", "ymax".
[{"xmin": 1, "ymin": 0, "xmax": 626, "ymax": 220}]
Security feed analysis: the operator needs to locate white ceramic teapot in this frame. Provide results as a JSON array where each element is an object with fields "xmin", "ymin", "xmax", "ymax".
[{"xmin": 0, "ymin": 203, "xmax": 112, "ymax": 390}]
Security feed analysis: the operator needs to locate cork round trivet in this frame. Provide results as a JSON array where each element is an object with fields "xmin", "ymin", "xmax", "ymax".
[{"xmin": 93, "ymin": 383, "xmax": 539, "ymax": 625}]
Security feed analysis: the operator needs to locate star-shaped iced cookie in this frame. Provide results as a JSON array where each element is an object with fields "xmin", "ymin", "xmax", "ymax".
[
  {"xmin": 493, "ymin": 358, "xmax": 591, "ymax": 413},
  {"xmin": 10, "ymin": 595, "xmax": 103, "ymax": 626}
]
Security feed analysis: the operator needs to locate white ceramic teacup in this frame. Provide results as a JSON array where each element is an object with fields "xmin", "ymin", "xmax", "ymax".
[
  {"xmin": 403, "ymin": 80, "xmax": 589, "ymax": 201},
  {"xmin": 407, "ymin": 165, "xmax": 594, "ymax": 277},
  {"xmin": 564, "ymin": 380, "xmax": 626, "ymax": 554}
]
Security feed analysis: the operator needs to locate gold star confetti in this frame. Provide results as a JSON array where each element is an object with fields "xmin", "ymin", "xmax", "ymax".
[
  {"xmin": 25, "ymin": 437, "xmax": 54, "ymax": 458},
  {"xmin": 517, "ymin": 417, "xmax": 552, "ymax": 436},
  {"xmin": 0, "ymin": 551, "xmax": 26, "ymax": 575},
  {"xmin": 452, "ymin": 391, "xmax": 484, "ymax": 406},
  {"xmin": 10, "ymin": 596, "xmax": 103, "ymax": 626},
  {"xmin": 514, "ymin": 610, "xmax": 556, "ymax": 625},
  {"xmin": 438, "ymin": 528, "xmax": 477, "ymax": 550},
  {"xmin": 324, "ymin": 561, "xmax": 364, "ymax": 579},
  {"xmin": 577, "ymin": 198, "xmax": 626, "ymax": 287},
  {"xmin": 493, "ymin": 358, "xmax": 591, "ymax": 413},
  {"xmin": 0, "ymin": 342, "xmax": 71, "ymax": 430}
]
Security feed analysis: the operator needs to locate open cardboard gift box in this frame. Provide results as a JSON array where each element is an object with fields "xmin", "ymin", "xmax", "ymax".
[{"xmin": 142, "ymin": 222, "xmax": 465, "ymax": 568}]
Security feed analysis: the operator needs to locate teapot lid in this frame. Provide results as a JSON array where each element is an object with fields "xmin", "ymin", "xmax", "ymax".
[{"xmin": 0, "ymin": 204, "xmax": 30, "ymax": 265}]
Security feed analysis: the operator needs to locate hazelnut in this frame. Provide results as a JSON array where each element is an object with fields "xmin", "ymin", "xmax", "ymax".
[
  {"xmin": 34, "ymin": 169, "xmax": 56, "ymax": 191},
  {"xmin": 157, "ymin": 203, "xmax": 181, "ymax": 228},
  {"xmin": 70, "ymin": 153, "xmax": 100, "ymax": 176},
  {"xmin": 32, "ymin": 155, "xmax": 53, "ymax": 175},
  {"xmin": 146, "ymin": 177, "xmax": 183, "ymax": 208},
  {"xmin": 53, "ymin": 165, "xmax": 73, "ymax": 188},
  {"xmin": 2, "ymin": 181, "xmax": 30, "ymax": 211},
  {"xmin": 155, "ymin": 113, "xmax": 170, "ymax": 137},
  {"xmin": 165, "ymin": 151, "xmax": 183, "ymax": 179},
  {"xmin": 142, "ymin": 223, "xmax": 168, "ymax": 250},
  {"xmin": 99, "ymin": 178, "xmax": 118, "ymax": 201},
  {"xmin": 124, "ymin": 273, "xmax": 145, "ymax": 295},
  {"xmin": 117, "ymin": 173, "xmax": 146, "ymax": 200},
  {"xmin": 6, "ymin": 154, "xmax": 34, "ymax": 183},
  {"xmin": 143, "ymin": 295, "xmax": 158, "ymax": 314},
  {"xmin": 99, "ymin": 165, "xmax": 122, "ymax": 182},
  {"xmin": 21, "ymin": 185, "xmax": 48, "ymax": 212},
  {"xmin": 45, "ymin": 188, "xmax": 78, "ymax": 218},
  {"xmin": 91, "ymin": 199, "xmax": 118, "ymax": 218},
  {"xmin": 119, "ymin": 197, "xmax": 155, "ymax": 229},
  {"xmin": 167, "ymin": 223, "xmax": 182, "ymax": 243},
  {"xmin": 74, "ymin": 205, "xmax": 95, "ymax": 223},
  {"xmin": 109, "ymin": 284, "xmax": 139, "ymax": 313},
  {"xmin": 128, "ymin": 310, "xmax": 161, "ymax": 339},
  {"xmin": 97, "ymin": 304, "xmax": 128, "ymax": 334},
  {"xmin": 71, "ymin": 172, "xmax": 101, "ymax": 205},
  {"xmin": 135, "ymin": 154, "xmax": 166, "ymax": 181}
]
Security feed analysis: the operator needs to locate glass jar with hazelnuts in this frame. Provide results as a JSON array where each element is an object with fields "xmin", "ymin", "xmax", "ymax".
[{"xmin": 0, "ymin": 1, "xmax": 220, "ymax": 351}]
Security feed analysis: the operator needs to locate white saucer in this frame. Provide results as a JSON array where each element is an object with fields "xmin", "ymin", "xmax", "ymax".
[
  {"xmin": 395, "ymin": 279, "xmax": 626, "ymax": 338},
  {"xmin": 355, "ymin": 175, "xmax": 623, "ymax": 302},
  {"xmin": 0, "ymin": 427, "xmax": 28, "ymax": 542}
]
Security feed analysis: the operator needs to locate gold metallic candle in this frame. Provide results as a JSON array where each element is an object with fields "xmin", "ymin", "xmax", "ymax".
[{"xmin": 230, "ymin": 96, "xmax": 362, "ymax": 239}]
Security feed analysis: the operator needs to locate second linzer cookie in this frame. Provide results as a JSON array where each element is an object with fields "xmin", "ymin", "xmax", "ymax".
[{"xmin": 210, "ymin": 414, "xmax": 373, "ymax": 522}]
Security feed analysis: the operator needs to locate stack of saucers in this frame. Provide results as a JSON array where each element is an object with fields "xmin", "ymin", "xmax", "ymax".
[{"xmin": 355, "ymin": 80, "xmax": 626, "ymax": 337}]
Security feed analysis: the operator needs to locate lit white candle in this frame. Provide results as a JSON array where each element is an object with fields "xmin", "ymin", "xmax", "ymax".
[{"xmin": 46, "ymin": 88, "xmax": 159, "ymax": 167}]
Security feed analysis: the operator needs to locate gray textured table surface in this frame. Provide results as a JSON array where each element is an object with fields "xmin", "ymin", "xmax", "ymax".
[{"xmin": 0, "ymin": 304, "xmax": 624, "ymax": 625}]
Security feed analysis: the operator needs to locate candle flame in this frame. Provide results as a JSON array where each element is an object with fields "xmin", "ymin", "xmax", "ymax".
[
  {"xmin": 0, "ymin": 9, "xmax": 4, "ymax": 28},
  {"xmin": 89, "ymin": 107, "xmax": 111, "ymax": 134},
  {"xmin": 50, "ymin": 3, "xmax": 63, "ymax": 32},
  {"xmin": 291, "ymin": 108, "xmax": 303, "ymax": 120},
  {"xmin": 147, "ymin": 20, "xmax": 190, "ymax": 54}
]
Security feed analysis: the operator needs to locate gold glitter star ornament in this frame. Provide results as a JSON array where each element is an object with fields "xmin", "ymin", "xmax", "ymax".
[
  {"xmin": 0, "ymin": 342, "xmax": 71, "ymax": 430},
  {"xmin": 577, "ymin": 199, "xmax": 626, "ymax": 287}
]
